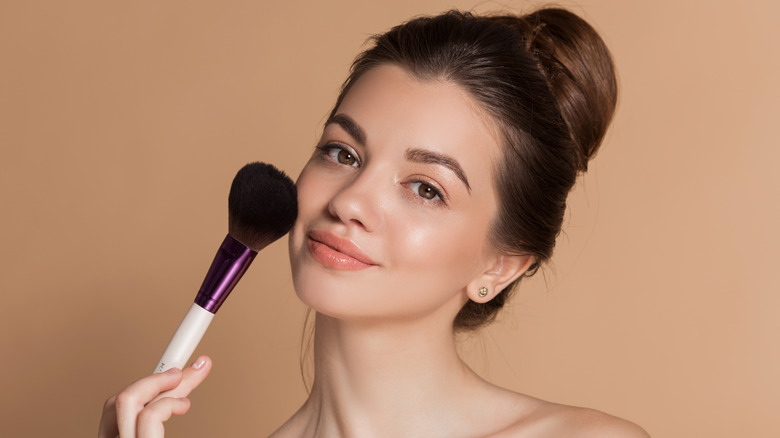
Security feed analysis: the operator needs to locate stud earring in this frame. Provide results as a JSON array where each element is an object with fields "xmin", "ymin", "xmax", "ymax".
[{"xmin": 478, "ymin": 287, "xmax": 489, "ymax": 297}]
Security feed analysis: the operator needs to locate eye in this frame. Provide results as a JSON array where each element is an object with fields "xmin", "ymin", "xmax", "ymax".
[
  {"xmin": 336, "ymin": 149, "xmax": 358, "ymax": 166},
  {"xmin": 316, "ymin": 144, "xmax": 360, "ymax": 167},
  {"xmin": 408, "ymin": 180, "xmax": 446, "ymax": 203}
]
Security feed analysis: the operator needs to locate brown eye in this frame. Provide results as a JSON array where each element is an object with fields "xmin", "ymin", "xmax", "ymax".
[
  {"xmin": 337, "ymin": 149, "xmax": 356, "ymax": 166},
  {"xmin": 414, "ymin": 182, "xmax": 441, "ymax": 200},
  {"xmin": 317, "ymin": 144, "xmax": 359, "ymax": 167}
]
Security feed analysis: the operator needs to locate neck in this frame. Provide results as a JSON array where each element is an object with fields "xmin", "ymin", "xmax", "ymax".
[{"xmin": 299, "ymin": 313, "xmax": 481, "ymax": 437}]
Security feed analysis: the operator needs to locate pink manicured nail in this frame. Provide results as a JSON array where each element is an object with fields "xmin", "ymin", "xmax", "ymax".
[
  {"xmin": 191, "ymin": 358, "xmax": 206, "ymax": 370},
  {"xmin": 165, "ymin": 367, "xmax": 179, "ymax": 374}
]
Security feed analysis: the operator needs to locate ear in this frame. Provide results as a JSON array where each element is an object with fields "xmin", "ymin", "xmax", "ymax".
[{"xmin": 465, "ymin": 254, "xmax": 535, "ymax": 303}]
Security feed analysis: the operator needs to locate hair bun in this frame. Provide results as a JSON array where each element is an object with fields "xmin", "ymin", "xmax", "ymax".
[{"xmin": 516, "ymin": 8, "xmax": 618, "ymax": 171}]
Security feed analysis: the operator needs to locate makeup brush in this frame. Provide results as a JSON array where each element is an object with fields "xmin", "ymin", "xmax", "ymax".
[{"xmin": 154, "ymin": 162, "xmax": 297, "ymax": 373}]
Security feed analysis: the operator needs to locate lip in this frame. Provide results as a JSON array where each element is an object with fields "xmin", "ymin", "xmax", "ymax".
[{"xmin": 307, "ymin": 230, "xmax": 377, "ymax": 270}]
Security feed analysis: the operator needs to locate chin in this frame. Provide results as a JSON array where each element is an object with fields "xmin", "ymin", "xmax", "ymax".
[{"xmin": 291, "ymin": 267, "xmax": 372, "ymax": 320}]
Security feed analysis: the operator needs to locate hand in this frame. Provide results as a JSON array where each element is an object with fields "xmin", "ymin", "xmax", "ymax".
[{"xmin": 98, "ymin": 355, "xmax": 212, "ymax": 438}]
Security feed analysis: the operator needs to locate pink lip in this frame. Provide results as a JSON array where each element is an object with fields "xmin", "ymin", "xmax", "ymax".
[{"xmin": 307, "ymin": 230, "xmax": 377, "ymax": 270}]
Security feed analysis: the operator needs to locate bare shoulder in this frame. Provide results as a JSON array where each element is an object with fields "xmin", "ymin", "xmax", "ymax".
[
  {"xmin": 489, "ymin": 394, "xmax": 650, "ymax": 438},
  {"xmin": 554, "ymin": 406, "xmax": 650, "ymax": 438}
]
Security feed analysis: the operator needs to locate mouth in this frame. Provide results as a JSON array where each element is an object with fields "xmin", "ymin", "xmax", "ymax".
[{"xmin": 306, "ymin": 230, "xmax": 377, "ymax": 271}]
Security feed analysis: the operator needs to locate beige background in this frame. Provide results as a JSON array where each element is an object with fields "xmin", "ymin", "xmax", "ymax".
[{"xmin": 1, "ymin": 0, "xmax": 778, "ymax": 436}]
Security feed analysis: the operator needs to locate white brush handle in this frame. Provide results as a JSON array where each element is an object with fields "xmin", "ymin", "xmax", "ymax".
[{"xmin": 154, "ymin": 303, "xmax": 214, "ymax": 373}]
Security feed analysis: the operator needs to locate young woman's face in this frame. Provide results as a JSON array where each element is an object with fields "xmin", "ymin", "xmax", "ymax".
[{"xmin": 289, "ymin": 64, "xmax": 503, "ymax": 325}]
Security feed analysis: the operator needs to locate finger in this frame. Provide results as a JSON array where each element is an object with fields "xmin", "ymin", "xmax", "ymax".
[
  {"xmin": 115, "ymin": 368, "xmax": 183, "ymax": 438},
  {"xmin": 151, "ymin": 355, "xmax": 212, "ymax": 403},
  {"xmin": 136, "ymin": 397, "xmax": 191, "ymax": 438}
]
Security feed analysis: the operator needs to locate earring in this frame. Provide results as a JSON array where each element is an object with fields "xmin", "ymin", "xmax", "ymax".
[{"xmin": 477, "ymin": 287, "xmax": 488, "ymax": 297}]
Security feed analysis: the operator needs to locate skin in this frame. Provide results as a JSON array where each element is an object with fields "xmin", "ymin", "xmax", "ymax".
[
  {"xmin": 288, "ymin": 65, "xmax": 527, "ymax": 326},
  {"xmin": 98, "ymin": 355, "xmax": 211, "ymax": 438},
  {"xmin": 98, "ymin": 65, "xmax": 649, "ymax": 437}
]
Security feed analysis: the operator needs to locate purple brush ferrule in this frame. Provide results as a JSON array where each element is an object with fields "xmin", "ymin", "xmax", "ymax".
[{"xmin": 194, "ymin": 234, "xmax": 257, "ymax": 313}]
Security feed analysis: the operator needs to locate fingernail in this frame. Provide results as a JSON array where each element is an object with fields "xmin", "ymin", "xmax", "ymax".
[
  {"xmin": 192, "ymin": 358, "xmax": 206, "ymax": 370},
  {"xmin": 165, "ymin": 367, "xmax": 179, "ymax": 374}
]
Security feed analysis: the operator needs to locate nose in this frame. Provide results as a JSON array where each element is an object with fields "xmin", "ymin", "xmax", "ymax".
[{"xmin": 327, "ymin": 167, "xmax": 384, "ymax": 233}]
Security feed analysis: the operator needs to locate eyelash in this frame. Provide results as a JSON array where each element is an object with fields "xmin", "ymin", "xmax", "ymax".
[
  {"xmin": 314, "ymin": 143, "xmax": 449, "ymax": 206},
  {"xmin": 406, "ymin": 179, "xmax": 447, "ymax": 205},
  {"xmin": 315, "ymin": 143, "xmax": 360, "ymax": 167}
]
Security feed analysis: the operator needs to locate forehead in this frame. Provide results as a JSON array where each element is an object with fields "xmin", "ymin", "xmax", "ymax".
[{"xmin": 334, "ymin": 64, "xmax": 502, "ymax": 190}]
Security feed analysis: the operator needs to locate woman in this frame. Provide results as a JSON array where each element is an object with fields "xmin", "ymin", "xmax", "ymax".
[{"xmin": 100, "ymin": 8, "xmax": 649, "ymax": 437}]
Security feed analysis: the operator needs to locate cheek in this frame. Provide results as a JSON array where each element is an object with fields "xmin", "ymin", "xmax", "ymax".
[
  {"xmin": 290, "ymin": 164, "xmax": 330, "ymax": 233},
  {"xmin": 387, "ymin": 213, "xmax": 492, "ymax": 291},
  {"xmin": 288, "ymin": 164, "xmax": 324, "ymax": 266},
  {"xmin": 295, "ymin": 162, "xmax": 326, "ymax": 211}
]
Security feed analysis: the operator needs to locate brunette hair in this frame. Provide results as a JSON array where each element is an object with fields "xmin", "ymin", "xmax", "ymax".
[{"xmin": 330, "ymin": 8, "xmax": 618, "ymax": 330}]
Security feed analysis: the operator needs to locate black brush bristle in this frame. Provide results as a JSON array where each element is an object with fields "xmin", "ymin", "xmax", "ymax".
[{"xmin": 228, "ymin": 162, "xmax": 298, "ymax": 251}]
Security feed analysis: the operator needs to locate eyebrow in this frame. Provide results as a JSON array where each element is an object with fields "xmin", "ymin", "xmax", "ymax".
[
  {"xmin": 325, "ymin": 114, "xmax": 367, "ymax": 146},
  {"xmin": 405, "ymin": 148, "xmax": 472, "ymax": 193}
]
